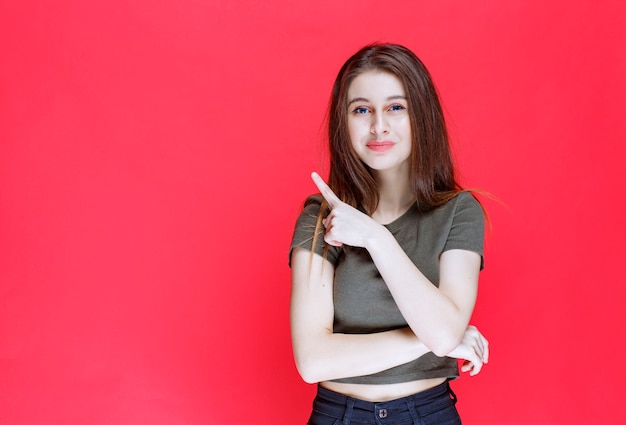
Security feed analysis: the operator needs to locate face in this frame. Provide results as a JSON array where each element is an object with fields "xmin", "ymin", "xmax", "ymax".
[{"xmin": 346, "ymin": 71, "xmax": 412, "ymax": 177}]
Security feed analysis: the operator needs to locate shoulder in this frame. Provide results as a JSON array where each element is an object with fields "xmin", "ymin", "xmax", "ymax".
[
  {"xmin": 455, "ymin": 191, "xmax": 484, "ymax": 224},
  {"xmin": 441, "ymin": 191, "xmax": 485, "ymax": 267},
  {"xmin": 453, "ymin": 191, "xmax": 483, "ymax": 217},
  {"xmin": 422, "ymin": 191, "xmax": 483, "ymax": 225},
  {"xmin": 302, "ymin": 194, "xmax": 325, "ymax": 212},
  {"xmin": 455, "ymin": 190, "xmax": 481, "ymax": 206},
  {"xmin": 296, "ymin": 194, "xmax": 328, "ymax": 223},
  {"xmin": 290, "ymin": 194, "xmax": 341, "ymax": 267},
  {"xmin": 435, "ymin": 191, "xmax": 484, "ymax": 223}
]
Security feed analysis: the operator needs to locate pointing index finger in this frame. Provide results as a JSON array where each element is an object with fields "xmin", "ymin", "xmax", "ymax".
[{"xmin": 311, "ymin": 172, "xmax": 341, "ymax": 209}]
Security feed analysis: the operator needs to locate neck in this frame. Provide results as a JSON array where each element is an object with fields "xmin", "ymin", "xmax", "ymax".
[{"xmin": 371, "ymin": 168, "xmax": 415, "ymax": 224}]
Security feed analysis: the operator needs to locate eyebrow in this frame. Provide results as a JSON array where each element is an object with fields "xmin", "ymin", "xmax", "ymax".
[{"xmin": 347, "ymin": 95, "xmax": 407, "ymax": 105}]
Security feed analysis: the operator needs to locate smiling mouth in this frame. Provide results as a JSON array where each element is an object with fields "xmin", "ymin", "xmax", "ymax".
[{"xmin": 366, "ymin": 141, "xmax": 395, "ymax": 152}]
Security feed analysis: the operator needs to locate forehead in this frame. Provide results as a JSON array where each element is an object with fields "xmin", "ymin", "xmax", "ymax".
[{"xmin": 347, "ymin": 71, "xmax": 406, "ymax": 99}]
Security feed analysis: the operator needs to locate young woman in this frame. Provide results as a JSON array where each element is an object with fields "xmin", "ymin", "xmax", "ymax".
[{"xmin": 289, "ymin": 44, "xmax": 489, "ymax": 425}]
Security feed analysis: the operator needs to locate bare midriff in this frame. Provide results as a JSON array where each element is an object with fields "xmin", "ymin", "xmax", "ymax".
[{"xmin": 319, "ymin": 377, "xmax": 447, "ymax": 402}]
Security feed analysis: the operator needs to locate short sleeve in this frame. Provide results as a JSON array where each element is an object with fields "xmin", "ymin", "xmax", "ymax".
[
  {"xmin": 288, "ymin": 195, "xmax": 342, "ymax": 267},
  {"xmin": 443, "ymin": 192, "xmax": 485, "ymax": 269}
]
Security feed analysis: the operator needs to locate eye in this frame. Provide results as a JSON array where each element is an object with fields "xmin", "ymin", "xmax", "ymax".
[
  {"xmin": 352, "ymin": 107, "xmax": 370, "ymax": 115},
  {"xmin": 388, "ymin": 104, "xmax": 406, "ymax": 112}
]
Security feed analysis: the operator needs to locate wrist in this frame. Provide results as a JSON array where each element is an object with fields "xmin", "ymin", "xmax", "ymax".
[{"xmin": 364, "ymin": 222, "xmax": 394, "ymax": 253}]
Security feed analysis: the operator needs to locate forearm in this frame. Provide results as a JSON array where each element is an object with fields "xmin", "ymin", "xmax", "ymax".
[
  {"xmin": 365, "ymin": 228, "xmax": 474, "ymax": 355},
  {"xmin": 292, "ymin": 327, "xmax": 429, "ymax": 384}
]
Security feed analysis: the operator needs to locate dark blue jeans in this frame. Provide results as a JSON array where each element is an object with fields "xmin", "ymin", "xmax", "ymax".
[{"xmin": 307, "ymin": 380, "xmax": 461, "ymax": 425}]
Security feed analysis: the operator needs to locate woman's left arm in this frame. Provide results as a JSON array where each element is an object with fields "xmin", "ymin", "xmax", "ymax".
[
  {"xmin": 312, "ymin": 172, "xmax": 481, "ymax": 357},
  {"xmin": 368, "ymin": 238, "xmax": 481, "ymax": 357}
]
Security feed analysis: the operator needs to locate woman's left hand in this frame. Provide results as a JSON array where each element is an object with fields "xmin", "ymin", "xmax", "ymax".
[
  {"xmin": 311, "ymin": 172, "xmax": 382, "ymax": 248},
  {"xmin": 446, "ymin": 325, "xmax": 489, "ymax": 376}
]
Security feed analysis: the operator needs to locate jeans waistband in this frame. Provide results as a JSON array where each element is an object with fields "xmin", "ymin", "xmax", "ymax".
[{"xmin": 311, "ymin": 380, "xmax": 458, "ymax": 424}]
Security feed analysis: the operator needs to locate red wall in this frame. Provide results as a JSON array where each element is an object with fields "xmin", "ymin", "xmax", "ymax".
[{"xmin": 1, "ymin": 1, "xmax": 625, "ymax": 423}]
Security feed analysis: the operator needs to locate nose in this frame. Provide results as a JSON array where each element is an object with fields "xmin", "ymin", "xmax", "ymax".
[{"xmin": 370, "ymin": 112, "xmax": 389, "ymax": 135}]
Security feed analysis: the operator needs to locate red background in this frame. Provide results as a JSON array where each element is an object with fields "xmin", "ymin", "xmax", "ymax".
[{"xmin": 1, "ymin": 1, "xmax": 625, "ymax": 423}]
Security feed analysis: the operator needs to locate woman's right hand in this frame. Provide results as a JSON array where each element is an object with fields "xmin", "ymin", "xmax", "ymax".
[
  {"xmin": 445, "ymin": 325, "xmax": 489, "ymax": 376},
  {"xmin": 311, "ymin": 172, "xmax": 384, "ymax": 249}
]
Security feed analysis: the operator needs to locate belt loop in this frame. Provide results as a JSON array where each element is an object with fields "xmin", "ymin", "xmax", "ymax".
[
  {"xmin": 406, "ymin": 397, "xmax": 420, "ymax": 425},
  {"xmin": 342, "ymin": 398, "xmax": 355, "ymax": 425},
  {"xmin": 447, "ymin": 381, "xmax": 458, "ymax": 404}
]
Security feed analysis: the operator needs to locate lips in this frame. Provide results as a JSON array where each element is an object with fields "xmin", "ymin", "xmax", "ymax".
[{"xmin": 366, "ymin": 141, "xmax": 395, "ymax": 152}]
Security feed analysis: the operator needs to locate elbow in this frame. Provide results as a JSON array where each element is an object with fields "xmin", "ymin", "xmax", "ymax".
[
  {"xmin": 429, "ymin": 332, "xmax": 464, "ymax": 358},
  {"xmin": 419, "ymin": 319, "xmax": 468, "ymax": 357},
  {"xmin": 292, "ymin": 331, "xmax": 335, "ymax": 383},
  {"xmin": 294, "ymin": 353, "xmax": 324, "ymax": 384},
  {"xmin": 295, "ymin": 360, "xmax": 322, "ymax": 384},
  {"xmin": 431, "ymin": 343, "xmax": 457, "ymax": 358},
  {"xmin": 299, "ymin": 371, "xmax": 320, "ymax": 385}
]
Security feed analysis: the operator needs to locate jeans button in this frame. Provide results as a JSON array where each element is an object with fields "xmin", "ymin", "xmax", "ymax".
[{"xmin": 378, "ymin": 408, "xmax": 388, "ymax": 418}]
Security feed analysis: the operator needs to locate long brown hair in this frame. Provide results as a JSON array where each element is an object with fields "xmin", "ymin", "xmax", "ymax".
[{"xmin": 327, "ymin": 43, "xmax": 461, "ymax": 214}]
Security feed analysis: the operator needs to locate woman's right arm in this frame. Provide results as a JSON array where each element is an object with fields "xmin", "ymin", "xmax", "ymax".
[{"xmin": 290, "ymin": 247, "xmax": 430, "ymax": 383}]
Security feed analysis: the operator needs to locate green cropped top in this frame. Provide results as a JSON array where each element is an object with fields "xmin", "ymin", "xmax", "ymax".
[{"xmin": 289, "ymin": 191, "xmax": 484, "ymax": 385}]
